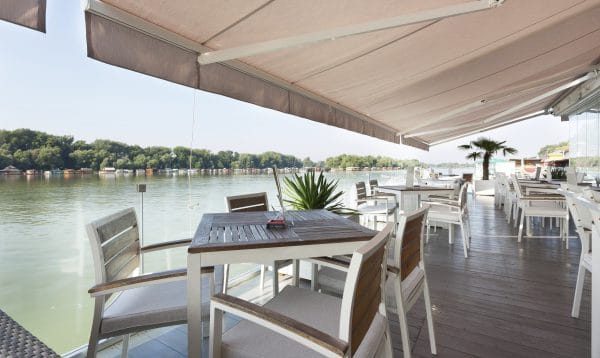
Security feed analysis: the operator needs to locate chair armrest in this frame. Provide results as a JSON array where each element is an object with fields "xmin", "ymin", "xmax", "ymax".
[
  {"xmin": 141, "ymin": 238, "xmax": 192, "ymax": 253},
  {"xmin": 88, "ymin": 266, "xmax": 214, "ymax": 297},
  {"xmin": 421, "ymin": 200, "xmax": 460, "ymax": 209},
  {"xmin": 305, "ymin": 257, "xmax": 350, "ymax": 272},
  {"xmin": 521, "ymin": 195, "xmax": 565, "ymax": 201},
  {"xmin": 387, "ymin": 259, "xmax": 400, "ymax": 276},
  {"xmin": 525, "ymin": 187, "xmax": 559, "ymax": 195},
  {"xmin": 211, "ymin": 293, "xmax": 348, "ymax": 357},
  {"xmin": 422, "ymin": 197, "xmax": 459, "ymax": 205}
]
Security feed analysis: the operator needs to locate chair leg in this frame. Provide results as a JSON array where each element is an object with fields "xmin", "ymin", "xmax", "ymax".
[
  {"xmin": 518, "ymin": 211, "xmax": 525, "ymax": 243},
  {"xmin": 311, "ymin": 263, "xmax": 319, "ymax": 291},
  {"xmin": 260, "ymin": 265, "xmax": 266, "ymax": 291},
  {"xmin": 394, "ymin": 281, "xmax": 412, "ymax": 358},
  {"xmin": 272, "ymin": 262, "xmax": 280, "ymax": 296},
  {"xmin": 120, "ymin": 334, "xmax": 130, "ymax": 358},
  {"xmin": 292, "ymin": 259, "xmax": 300, "ymax": 287},
  {"xmin": 209, "ymin": 304, "xmax": 223, "ymax": 358},
  {"xmin": 448, "ymin": 224, "xmax": 454, "ymax": 244},
  {"xmin": 571, "ymin": 261, "xmax": 587, "ymax": 318},
  {"xmin": 426, "ymin": 220, "xmax": 430, "ymax": 244},
  {"xmin": 222, "ymin": 264, "xmax": 230, "ymax": 294},
  {"xmin": 460, "ymin": 222, "xmax": 469, "ymax": 258},
  {"xmin": 423, "ymin": 278, "xmax": 437, "ymax": 355},
  {"xmin": 87, "ymin": 299, "xmax": 104, "ymax": 358}
]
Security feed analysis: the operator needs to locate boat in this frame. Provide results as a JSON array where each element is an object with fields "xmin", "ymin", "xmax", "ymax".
[
  {"xmin": 99, "ymin": 167, "xmax": 116, "ymax": 174},
  {"xmin": 135, "ymin": 169, "xmax": 146, "ymax": 176}
]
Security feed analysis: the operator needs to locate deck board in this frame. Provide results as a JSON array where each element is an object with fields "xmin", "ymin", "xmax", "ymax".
[{"xmin": 98, "ymin": 195, "xmax": 591, "ymax": 357}]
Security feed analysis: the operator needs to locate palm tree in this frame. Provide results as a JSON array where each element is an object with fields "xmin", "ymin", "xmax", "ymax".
[{"xmin": 458, "ymin": 138, "xmax": 517, "ymax": 180}]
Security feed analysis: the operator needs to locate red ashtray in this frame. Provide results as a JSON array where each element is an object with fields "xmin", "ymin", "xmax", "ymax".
[{"xmin": 266, "ymin": 219, "xmax": 286, "ymax": 229}]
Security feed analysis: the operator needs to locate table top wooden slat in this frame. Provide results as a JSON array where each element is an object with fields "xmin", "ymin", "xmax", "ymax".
[{"xmin": 190, "ymin": 210, "xmax": 375, "ymax": 253}]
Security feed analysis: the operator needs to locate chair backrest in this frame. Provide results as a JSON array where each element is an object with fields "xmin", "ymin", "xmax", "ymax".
[
  {"xmin": 452, "ymin": 179, "xmax": 465, "ymax": 198},
  {"xmin": 355, "ymin": 181, "xmax": 368, "ymax": 201},
  {"xmin": 567, "ymin": 167, "xmax": 578, "ymax": 186},
  {"xmin": 339, "ymin": 222, "xmax": 394, "ymax": 355},
  {"xmin": 511, "ymin": 175, "xmax": 524, "ymax": 198},
  {"xmin": 394, "ymin": 207, "xmax": 428, "ymax": 281},
  {"xmin": 225, "ymin": 192, "xmax": 269, "ymax": 212},
  {"xmin": 534, "ymin": 166, "xmax": 542, "ymax": 180},
  {"xmin": 458, "ymin": 182, "xmax": 469, "ymax": 210},
  {"xmin": 86, "ymin": 208, "xmax": 140, "ymax": 298},
  {"xmin": 369, "ymin": 179, "xmax": 378, "ymax": 196}
]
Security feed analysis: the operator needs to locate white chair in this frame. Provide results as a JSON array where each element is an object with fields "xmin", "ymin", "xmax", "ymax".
[
  {"xmin": 86, "ymin": 208, "xmax": 219, "ymax": 358},
  {"xmin": 355, "ymin": 181, "xmax": 398, "ymax": 229},
  {"xmin": 512, "ymin": 175, "xmax": 569, "ymax": 245},
  {"xmin": 209, "ymin": 223, "xmax": 395, "ymax": 358},
  {"xmin": 422, "ymin": 183, "xmax": 471, "ymax": 258},
  {"xmin": 568, "ymin": 189, "xmax": 594, "ymax": 318},
  {"xmin": 225, "ymin": 192, "xmax": 294, "ymax": 296},
  {"xmin": 311, "ymin": 208, "xmax": 437, "ymax": 358},
  {"xmin": 369, "ymin": 178, "xmax": 396, "ymax": 198}
]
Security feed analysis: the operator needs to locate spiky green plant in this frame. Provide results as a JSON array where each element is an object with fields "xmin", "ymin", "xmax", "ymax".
[
  {"xmin": 458, "ymin": 137, "xmax": 518, "ymax": 180},
  {"xmin": 283, "ymin": 172, "xmax": 356, "ymax": 215}
]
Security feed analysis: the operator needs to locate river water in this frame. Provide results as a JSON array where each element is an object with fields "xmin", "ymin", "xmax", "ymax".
[{"xmin": 0, "ymin": 169, "xmax": 471, "ymax": 353}]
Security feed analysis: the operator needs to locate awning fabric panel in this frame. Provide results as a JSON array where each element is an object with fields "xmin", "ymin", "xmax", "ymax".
[
  {"xmin": 0, "ymin": 0, "xmax": 46, "ymax": 32},
  {"xmin": 85, "ymin": 12, "xmax": 400, "ymax": 145},
  {"xmin": 84, "ymin": 0, "xmax": 600, "ymax": 150}
]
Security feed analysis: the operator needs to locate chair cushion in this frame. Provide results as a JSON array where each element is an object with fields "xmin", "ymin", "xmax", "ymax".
[
  {"xmin": 427, "ymin": 208, "xmax": 461, "ymax": 223},
  {"xmin": 221, "ymin": 286, "xmax": 342, "ymax": 358},
  {"xmin": 316, "ymin": 266, "xmax": 347, "ymax": 295},
  {"xmin": 101, "ymin": 273, "xmax": 218, "ymax": 336}
]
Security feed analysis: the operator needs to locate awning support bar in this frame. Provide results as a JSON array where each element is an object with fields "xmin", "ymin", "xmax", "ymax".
[{"xmin": 198, "ymin": 0, "xmax": 503, "ymax": 65}]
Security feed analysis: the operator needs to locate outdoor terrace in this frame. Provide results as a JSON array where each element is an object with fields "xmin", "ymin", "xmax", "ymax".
[{"xmin": 92, "ymin": 195, "xmax": 591, "ymax": 358}]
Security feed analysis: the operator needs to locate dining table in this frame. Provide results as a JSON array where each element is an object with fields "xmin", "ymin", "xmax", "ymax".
[
  {"xmin": 377, "ymin": 184, "xmax": 455, "ymax": 212},
  {"xmin": 186, "ymin": 209, "xmax": 377, "ymax": 357}
]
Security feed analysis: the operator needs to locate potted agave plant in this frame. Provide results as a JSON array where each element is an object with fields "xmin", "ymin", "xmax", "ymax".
[
  {"xmin": 458, "ymin": 137, "xmax": 517, "ymax": 196},
  {"xmin": 282, "ymin": 171, "xmax": 356, "ymax": 216}
]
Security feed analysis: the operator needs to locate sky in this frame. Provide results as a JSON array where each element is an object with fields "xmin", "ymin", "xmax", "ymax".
[{"xmin": 0, "ymin": 1, "xmax": 569, "ymax": 163}]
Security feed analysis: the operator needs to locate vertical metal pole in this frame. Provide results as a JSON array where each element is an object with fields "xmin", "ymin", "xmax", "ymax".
[
  {"xmin": 140, "ymin": 191, "xmax": 144, "ymax": 273},
  {"xmin": 137, "ymin": 183, "xmax": 147, "ymax": 273}
]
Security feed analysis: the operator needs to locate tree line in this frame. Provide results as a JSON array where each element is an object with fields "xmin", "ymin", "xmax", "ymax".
[
  {"xmin": 324, "ymin": 154, "xmax": 424, "ymax": 169},
  {"xmin": 0, "ymin": 129, "xmax": 424, "ymax": 171},
  {"xmin": 0, "ymin": 129, "xmax": 303, "ymax": 170}
]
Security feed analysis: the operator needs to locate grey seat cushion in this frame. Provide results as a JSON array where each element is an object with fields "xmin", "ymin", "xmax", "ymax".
[
  {"xmin": 221, "ymin": 286, "xmax": 342, "ymax": 358},
  {"xmin": 102, "ymin": 268, "xmax": 221, "ymax": 336}
]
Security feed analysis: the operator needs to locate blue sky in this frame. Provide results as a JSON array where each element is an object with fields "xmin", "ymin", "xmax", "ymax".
[{"xmin": 0, "ymin": 1, "xmax": 569, "ymax": 163}]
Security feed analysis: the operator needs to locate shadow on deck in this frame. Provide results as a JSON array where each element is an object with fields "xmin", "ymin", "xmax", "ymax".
[{"xmin": 98, "ymin": 195, "xmax": 591, "ymax": 357}]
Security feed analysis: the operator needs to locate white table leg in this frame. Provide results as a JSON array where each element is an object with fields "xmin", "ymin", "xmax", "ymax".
[
  {"xmin": 593, "ymin": 229, "xmax": 599, "ymax": 357},
  {"xmin": 188, "ymin": 253, "xmax": 203, "ymax": 357}
]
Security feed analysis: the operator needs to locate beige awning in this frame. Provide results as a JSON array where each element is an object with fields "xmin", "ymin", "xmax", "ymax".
[
  {"xmin": 0, "ymin": 0, "xmax": 46, "ymax": 32},
  {"xmin": 84, "ymin": 0, "xmax": 600, "ymax": 150}
]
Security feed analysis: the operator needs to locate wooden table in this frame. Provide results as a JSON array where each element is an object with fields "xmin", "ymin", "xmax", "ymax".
[
  {"xmin": 377, "ymin": 185, "xmax": 455, "ymax": 212},
  {"xmin": 186, "ymin": 209, "xmax": 376, "ymax": 357}
]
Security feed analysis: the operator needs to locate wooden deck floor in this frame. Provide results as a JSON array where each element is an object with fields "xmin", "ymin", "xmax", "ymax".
[{"xmin": 98, "ymin": 195, "xmax": 591, "ymax": 357}]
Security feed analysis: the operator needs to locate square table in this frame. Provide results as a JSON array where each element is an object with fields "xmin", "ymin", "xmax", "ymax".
[{"xmin": 187, "ymin": 209, "xmax": 376, "ymax": 356}]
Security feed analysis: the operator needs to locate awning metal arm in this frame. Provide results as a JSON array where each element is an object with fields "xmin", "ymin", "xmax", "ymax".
[{"xmin": 198, "ymin": 0, "xmax": 503, "ymax": 65}]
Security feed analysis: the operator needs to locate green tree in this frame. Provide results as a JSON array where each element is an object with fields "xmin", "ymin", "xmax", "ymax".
[
  {"xmin": 36, "ymin": 146, "xmax": 62, "ymax": 169},
  {"xmin": 458, "ymin": 137, "xmax": 517, "ymax": 180}
]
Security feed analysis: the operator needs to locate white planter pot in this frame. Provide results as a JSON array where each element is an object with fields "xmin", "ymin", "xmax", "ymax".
[{"xmin": 473, "ymin": 179, "xmax": 495, "ymax": 196}]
